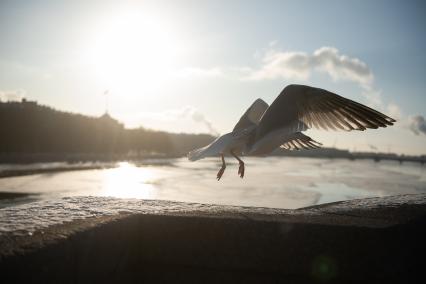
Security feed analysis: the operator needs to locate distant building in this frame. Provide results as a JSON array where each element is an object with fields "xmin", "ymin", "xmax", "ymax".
[
  {"xmin": 98, "ymin": 112, "xmax": 124, "ymax": 128},
  {"xmin": 21, "ymin": 98, "xmax": 37, "ymax": 106},
  {"xmin": 0, "ymin": 98, "xmax": 38, "ymax": 109}
]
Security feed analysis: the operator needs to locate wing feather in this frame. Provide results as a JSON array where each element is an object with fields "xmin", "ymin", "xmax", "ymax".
[
  {"xmin": 320, "ymin": 101, "xmax": 354, "ymax": 130},
  {"xmin": 316, "ymin": 101, "xmax": 345, "ymax": 130},
  {"xmin": 280, "ymin": 132, "xmax": 322, "ymax": 151},
  {"xmin": 255, "ymin": 84, "xmax": 395, "ymax": 141},
  {"xmin": 233, "ymin": 98, "xmax": 269, "ymax": 133}
]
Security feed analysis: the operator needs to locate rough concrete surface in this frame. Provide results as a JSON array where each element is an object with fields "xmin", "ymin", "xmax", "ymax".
[{"xmin": 0, "ymin": 194, "xmax": 425, "ymax": 283}]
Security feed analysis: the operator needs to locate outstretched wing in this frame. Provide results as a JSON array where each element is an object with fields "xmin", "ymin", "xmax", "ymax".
[
  {"xmin": 280, "ymin": 132, "xmax": 322, "ymax": 151},
  {"xmin": 255, "ymin": 84, "xmax": 395, "ymax": 141},
  {"xmin": 233, "ymin": 99, "xmax": 269, "ymax": 133}
]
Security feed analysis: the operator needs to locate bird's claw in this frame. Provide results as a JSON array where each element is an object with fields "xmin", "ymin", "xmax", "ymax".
[
  {"xmin": 217, "ymin": 166, "xmax": 226, "ymax": 181},
  {"xmin": 238, "ymin": 162, "xmax": 245, "ymax": 178}
]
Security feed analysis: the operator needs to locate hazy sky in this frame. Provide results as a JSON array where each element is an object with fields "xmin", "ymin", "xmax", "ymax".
[{"xmin": 1, "ymin": 0, "xmax": 425, "ymax": 154}]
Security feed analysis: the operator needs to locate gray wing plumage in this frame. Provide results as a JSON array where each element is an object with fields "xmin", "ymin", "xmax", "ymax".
[
  {"xmin": 255, "ymin": 84, "xmax": 395, "ymax": 141},
  {"xmin": 233, "ymin": 98, "xmax": 269, "ymax": 133}
]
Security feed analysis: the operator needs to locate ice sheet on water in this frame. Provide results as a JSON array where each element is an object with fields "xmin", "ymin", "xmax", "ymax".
[{"xmin": 0, "ymin": 158, "xmax": 425, "ymax": 220}]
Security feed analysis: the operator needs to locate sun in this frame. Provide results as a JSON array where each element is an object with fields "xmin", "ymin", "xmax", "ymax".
[{"xmin": 85, "ymin": 9, "xmax": 183, "ymax": 94}]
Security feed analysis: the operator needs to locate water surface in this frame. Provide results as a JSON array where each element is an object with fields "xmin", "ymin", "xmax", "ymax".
[{"xmin": 0, "ymin": 157, "xmax": 425, "ymax": 209}]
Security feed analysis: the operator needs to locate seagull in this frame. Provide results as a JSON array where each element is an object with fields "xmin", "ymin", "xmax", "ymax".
[{"xmin": 188, "ymin": 84, "xmax": 396, "ymax": 180}]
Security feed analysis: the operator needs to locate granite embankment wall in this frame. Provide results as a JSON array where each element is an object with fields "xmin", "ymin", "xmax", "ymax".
[{"xmin": 0, "ymin": 194, "xmax": 425, "ymax": 283}]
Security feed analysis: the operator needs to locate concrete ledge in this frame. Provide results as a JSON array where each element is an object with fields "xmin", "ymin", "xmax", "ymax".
[{"xmin": 1, "ymin": 194, "xmax": 425, "ymax": 283}]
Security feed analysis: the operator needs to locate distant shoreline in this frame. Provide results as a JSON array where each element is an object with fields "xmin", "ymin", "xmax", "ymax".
[
  {"xmin": 1, "ymin": 149, "xmax": 425, "ymax": 167},
  {"xmin": 0, "ymin": 164, "xmax": 116, "ymax": 179},
  {"xmin": 0, "ymin": 152, "xmax": 425, "ymax": 180},
  {"xmin": 0, "ymin": 152, "xmax": 181, "ymax": 164}
]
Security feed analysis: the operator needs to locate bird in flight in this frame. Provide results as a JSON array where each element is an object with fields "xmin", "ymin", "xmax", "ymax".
[{"xmin": 188, "ymin": 84, "xmax": 395, "ymax": 180}]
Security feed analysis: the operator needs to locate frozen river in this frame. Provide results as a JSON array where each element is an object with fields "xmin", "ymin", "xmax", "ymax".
[{"xmin": 0, "ymin": 157, "xmax": 425, "ymax": 209}]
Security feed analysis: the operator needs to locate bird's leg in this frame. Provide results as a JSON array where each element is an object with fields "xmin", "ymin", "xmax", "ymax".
[
  {"xmin": 231, "ymin": 151, "xmax": 245, "ymax": 178},
  {"xmin": 217, "ymin": 154, "xmax": 226, "ymax": 181}
]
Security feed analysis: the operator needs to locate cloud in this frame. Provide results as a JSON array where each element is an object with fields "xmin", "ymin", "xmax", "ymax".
[
  {"xmin": 122, "ymin": 106, "xmax": 219, "ymax": 135},
  {"xmin": 172, "ymin": 44, "xmax": 406, "ymax": 134},
  {"xmin": 244, "ymin": 45, "xmax": 405, "ymax": 122},
  {"xmin": 313, "ymin": 47, "xmax": 374, "ymax": 87},
  {"xmin": 360, "ymin": 87, "xmax": 383, "ymax": 109},
  {"xmin": 386, "ymin": 103, "xmax": 402, "ymax": 120},
  {"xmin": 176, "ymin": 46, "xmax": 374, "ymax": 89},
  {"xmin": 246, "ymin": 46, "xmax": 374, "ymax": 87},
  {"xmin": 244, "ymin": 46, "xmax": 384, "ymax": 108},
  {"xmin": 408, "ymin": 115, "xmax": 426, "ymax": 135},
  {"xmin": 0, "ymin": 89, "xmax": 26, "ymax": 102},
  {"xmin": 169, "ymin": 106, "xmax": 219, "ymax": 135}
]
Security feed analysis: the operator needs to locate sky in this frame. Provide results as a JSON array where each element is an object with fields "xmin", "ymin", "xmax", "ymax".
[{"xmin": 0, "ymin": 0, "xmax": 425, "ymax": 155}]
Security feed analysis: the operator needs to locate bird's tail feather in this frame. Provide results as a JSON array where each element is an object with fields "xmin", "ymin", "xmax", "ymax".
[{"xmin": 187, "ymin": 146, "xmax": 208, "ymax": 161}]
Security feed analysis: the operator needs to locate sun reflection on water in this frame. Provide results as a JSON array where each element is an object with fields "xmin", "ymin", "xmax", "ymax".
[{"xmin": 101, "ymin": 162, "xmax": 157, "ymax": 199}]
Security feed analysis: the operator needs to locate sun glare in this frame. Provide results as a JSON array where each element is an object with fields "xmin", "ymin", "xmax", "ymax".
[
  {"xmin": 86, "ymin": 9, "xmax": 183, "ymax": 94},
  {"xmin": 102, "ymin": 162, "xmax": 156, "ymax": 199}
]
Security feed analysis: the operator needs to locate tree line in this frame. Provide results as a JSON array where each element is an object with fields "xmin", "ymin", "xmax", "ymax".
[{"xmin": 0, "ymin": 101, "xmax": 215, "ymax": 157}]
